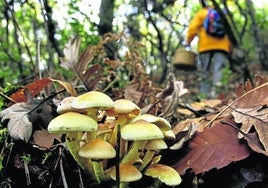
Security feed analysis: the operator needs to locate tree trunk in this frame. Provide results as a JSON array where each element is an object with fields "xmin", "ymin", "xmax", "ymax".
[
  {"xmin": 98, "ymin": 0, "xmax": 115, "ymax": 35},
  {"xmin": 98, "ymin": 0, "xmax": 116, "ymax": 60}
]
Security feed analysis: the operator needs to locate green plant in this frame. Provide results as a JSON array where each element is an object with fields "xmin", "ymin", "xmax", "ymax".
[{"xmin": 20, "ymin": 154, "xmax": 31, "ymax": 163}]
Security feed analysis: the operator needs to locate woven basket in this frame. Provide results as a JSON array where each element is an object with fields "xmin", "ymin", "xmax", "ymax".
[{"xmin": 173, "ymin": 48, "xmax": 196, "ymax": 70}]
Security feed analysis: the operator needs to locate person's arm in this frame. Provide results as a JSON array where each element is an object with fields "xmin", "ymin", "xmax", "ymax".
[{"xmin": 186, "ymin": 9, "xmax": 206, "ymax": 45}]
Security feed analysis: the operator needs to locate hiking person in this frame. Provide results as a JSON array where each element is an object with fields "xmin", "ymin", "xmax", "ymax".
[{"xmin": 186, "ymin": 3, "xmax": 232, "ymax": 98}]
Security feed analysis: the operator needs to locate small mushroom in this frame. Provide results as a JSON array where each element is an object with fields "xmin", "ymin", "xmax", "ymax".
[
  {"xmin": 129, "ymin": 114, "xmax": 171, "ymax": 131},
  {"xmin": 106, "ymin": 163, "xmax": 142, "ymax": 183},
  {"xmin": 162, "ymin": 129, "xmax": 176, "ymax": 140},
  {"xmin": 56, "ymin": 96, "xmax": 85, "ymax": 114},
  {"xmin": 79, "ymin": 138, "xmax": 116, "ymax": 183},
  {"xmin": 106, "ymin": 99, "xmax": 141, "ymax": 159},
  {"xmin": 47, "ymin": 112, "xmax": 98, "ymax": 172},
  {"xmin": 71, "ymin": 91, "xmax": 114, "ymax": 120},
  {"xmin": 130, "ymin": 114, "xmax": 176, "ymax": 141},
  {"xmin": 144, "ymin": 164, "xmax": 182, "ymax": 186},
  {"xmin": 139, "ymin": 139, "xmax": 168, "ymax": 170},
  {"xmin": 120, "ymin": 120, "xmax": 164, "ymax": 164},
  {"xmin": 71, "ymin": 91, "xmax": 114, "ymax": 140},
  {"xmin": 48, "ymin": 112, "xmax": 97, "ymax": 133}
]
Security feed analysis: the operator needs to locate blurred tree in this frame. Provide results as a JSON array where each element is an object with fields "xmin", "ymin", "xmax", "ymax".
[{"xmin": 0, "ymin": 0, "xmax": 268, "ymax": 87}]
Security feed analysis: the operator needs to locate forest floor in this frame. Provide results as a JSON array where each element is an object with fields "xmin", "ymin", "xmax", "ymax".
[{"xmin": 1, "ymin": 63, "xmax": 268, "ymax": 188}]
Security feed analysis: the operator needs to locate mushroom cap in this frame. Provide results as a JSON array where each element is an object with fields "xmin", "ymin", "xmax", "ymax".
[
  {"xmin": 130, "ymin": 114, "xmax": 171, "ymax": 131},
  {"xmin": 162, "ymin": 130, "xmax": 176, "ymax": 140},
  {"xmin": 71, "ymin": 91, "xmax": 114, "ymax": 109},
  {"xmin": 78, "ymin": 139, "xmax": 116, "ymax": 160},
  {"xmin": 106, "ymin": 99, "xmax": 140, "ymax": 117},
  {"xmin": 144, "ymin": 164, "xmax": 182, "ymax": 186},
  {"xmin": 47, "ymin": 112, "xmax": 98, "ymax": 133},
  {"xmin": 107, "ymin": 164, "xmax": 142, "ymax": 182},
  {"xmin": 145, "ymin": 139, "xmax": 168, "ymax": 150},
  {"xmin": 121, "ymin": 120, "xmax": 164, "ymax": 141},
  {"xmin": 57, "ymin": 96, "xmax": 86, "ymax": 114}
]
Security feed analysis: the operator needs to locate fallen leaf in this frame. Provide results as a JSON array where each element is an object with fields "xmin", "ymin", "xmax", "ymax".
[
  {"xmin": 170, "ymin": 120, "xmax": 200, "ymax": 150},
  {"xmin": 0, "ymin": 102, "xmax": 35, "ymax": 142},
  {"xmin": 174, "ymin": 121, "xmax": 250, "ymax": 175},
  {"xmin": 158, "ymin": 74, "xmax": 188, "ymax": 117},
  {"xmin": 9, "ymin": 78, "xmax": 52, "ymax": 102},
  {"xmin": 51, "ymin": 79, "xmax": 77, "ymax": 96},
  {"xmin": 234, "ymin": 77, "xmax": 268, "ymax": 108},
  {"xmin": 204, "ymin": 77, "xmax": 268, "ymax": 128},
  {"xmin": 124, "ymin": 83, "xmax": 143, "ymax": 104},
  {"xmin": 202, "ymin": 99, "xmax": 222, "ymax": 108},
  {"xmin": 232, "ymin": 105, "xmax": 268, "ymax": 151},
  {"xmin": 244, "ymin": 132, "xmax": 268, "ymax": 156},
  {"xmin": 33, "ymin": 129, "xmax": 61, "ymax": 150}
]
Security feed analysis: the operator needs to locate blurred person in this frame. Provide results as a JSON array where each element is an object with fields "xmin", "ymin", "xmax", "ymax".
[{"xmin": 186, "ymin": 2, "xmax": 232, "ymax": 98}]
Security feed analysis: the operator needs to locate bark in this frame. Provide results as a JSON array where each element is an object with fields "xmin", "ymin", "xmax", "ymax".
[
  {"xmin": 98, "ymin": 0, "xmax": 115, "ymax": 35},
  {"xmin": 98, "ymin": 0, "xmax": 116, "ymax": 60}
]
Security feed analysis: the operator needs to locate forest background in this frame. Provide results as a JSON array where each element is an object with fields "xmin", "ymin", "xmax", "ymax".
[
  {"xmin": 1, "ymin": 0, "xmax": 268, "ymax": 90},
  {"xmin": 1, "ymin": 0, "xmax": 268, "ymax": 187}
]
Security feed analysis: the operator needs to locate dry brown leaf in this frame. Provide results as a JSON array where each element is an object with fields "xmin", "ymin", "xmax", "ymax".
[
  {"xmin": 202, "ymin": 99, "xmax": 222, "ymax": 108},
  {"xmin": 59, "ymin": 37, "xmax": 101, "ymax": 91},
  {"xmin": 244, "ymin": 132, "xmax": 268, "ymax": 156},
  {"xmin": 158, "ymin": 74, "xmax": 188, "ymax": 117},
  {"xmin": 205, "ymin": 76, "xmax": 268, "ymax": 128},
  {"xmin": 188, "ymin": 101, "xmax": 206, "ymax": 111},
  {"xmin": 232, "ymin": 105, "xmax": 268, "ymax": 151},
  {"xmin": 172, "ymin": 117, "xmax": 205, "ymax": 135},
  {"xmin": 124, "ymin": 83, "xmax": 143, "ymax": 105},
  {"xmin": 174, "ymin": 121, "xmax": 250, "ymax": 175},
  {"xmin": 234, "ymin": 77, "xmax": 268, "ymax": 108},
  {"xmin": 9, "ymin": 78, "xmax": 53, "ymax": 103},
  {"xmin": 33, "ymin": 129, "xmax": 61, "ymax": 150},
  {"xmin": 60, "ymin": 37, "xmax": 81, "ymax": 70},
  {"xmin": 177, "ymin": 108, "xmax": 194, "ymax": 116},
  {"xmin": 51, "ymin": 79, "xmax": 77, "ymax": 96},
  {"xmin": 170, "ymin": 117, "xmax": 205, "ymax": 150}
]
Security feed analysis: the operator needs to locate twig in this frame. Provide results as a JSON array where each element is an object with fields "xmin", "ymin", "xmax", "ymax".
[
  {"xmin": 102, "ymin": 76, "xmax": 119, "ymax": 93},
  {"xmin": 59, "ymin": 146, "xmax": 68, "ymax": 188},
  {"xmin": 0, "ymin": 91, "xmax": 17, "ymax": 103},
  {"xmin": 3, "ymin": 139, "xmax": 14, "ymax": 175},
  {"xmin": 27, "ymin": 89, "xmax": 65, "ymax": 115},
  {"xmin": 230, "ymin": 105, "xmax": 268, "ymax": 125},
  {"xmin": 116, "ymin": 124, "xmax": 121, "ymax": 188},
  {"xmin": 23, "ymin": 150, "xmax": 31, "ymax": 186},
  {"xmin": 49, "ymin": 144, "xmax": 64, "ymax": 188},
  {"xmin": 205, "ymin": 82, "xmax": 268, "ymax": 127}
]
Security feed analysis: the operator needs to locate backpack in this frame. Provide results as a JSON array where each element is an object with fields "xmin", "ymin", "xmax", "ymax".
[{"xmin": 203, "ymin": 8, "xmax": 225, "ymax": 38}]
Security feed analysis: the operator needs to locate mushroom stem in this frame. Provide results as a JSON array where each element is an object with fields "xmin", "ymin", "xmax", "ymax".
[
  {"xmin": 120, "ymin": 140, "xmax": 147, "ymax": 164},
  {"xmin": 109, "ymin": 115, "xmax": 128, "ymax": 147},
  {"xmin": 85, "ymin": 109, "xmax": 98, "ymax": 141},
  {"xmin": 138, "ymin": 150, "xmax": 156, "ymax": 170},
  {"xmin": 85, "ymin": 108, "xmax": 98, "ymax": 120},
  {"xmin": 66, "ymin": 132, "xmax": 84, "ymax": 167},
  {"xmin": 92, "ymin": 160, "xmax": 106, "ymax": 184},
  {"xmin": 66, "ymin": 133, "xmax": 94, "ymax": 176},
  {"xmin": 119, "ymin": 183, "xmax": 128, "ymax": 188}
]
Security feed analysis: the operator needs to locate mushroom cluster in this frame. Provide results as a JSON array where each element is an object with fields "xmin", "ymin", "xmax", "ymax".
[{"xmin": 48, "ymin": 91, "xmax": 181, "ymax": 186}]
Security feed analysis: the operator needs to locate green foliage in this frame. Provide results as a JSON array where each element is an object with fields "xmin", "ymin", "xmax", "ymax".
[
  {"xmin": 221, "ymin": 66, "xmax": 233, "ymax": 86},
  {"xmin": 0, "ymin": 0, "xmax": 268, "ymax": 87},
  {"xmin": 0, "ymin": 128, "xmax": 7, "ymax": 172},
  {"xmin": 20, "ymin": 154, "xmax": 31, "ymax": 163}
]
